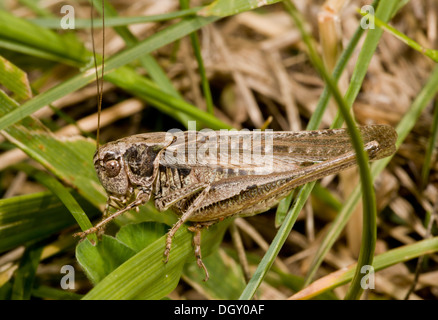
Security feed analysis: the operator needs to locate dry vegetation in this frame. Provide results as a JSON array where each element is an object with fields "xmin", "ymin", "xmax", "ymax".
[{"xmin": 0, "ymin": 0, "xmax": 437, "ymax": 300}]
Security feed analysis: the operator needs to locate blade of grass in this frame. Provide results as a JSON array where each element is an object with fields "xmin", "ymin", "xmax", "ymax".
[
  {"xmin": 239, "ymin": 184, "xmax": 309, "ymax": 300},
  {"xmin": 0, "ymin": 39, "xmax": 82, "ymax": 67},
  {"xmin": 18, "ymin": 0, "xmax": 52, "ymax": 17},
  {"xmin": 0, "ymin": 191, "xmax": 99, "ymax": 253},
  {"xmin": 11, "ymin": 242, "xmax": 44, "ymax": 300},
  {"xmin": 180, "ymin": 0, "xmax": 214, "ymax": 115},
  {"xmin": 90, "ymin": 0, "xmax": 192, "ymax": 127},
  {"xmin": 16, "ymin": 164, "xmax": 97, "ymax": 243},
  {"xmin": 199, "ymin": 0, "xmax": 282, "ymax": 17},
  {"xmin": 0, "ymin": 56, "xmax": 32, "ymax": 101},
  {"xmin": 183, "ymin": 249, "xmax": 246, "ymax": 299},
  {"xmin": 82, "ymin": 220, "xmax": 231, "ymax": 299},
  {"xmin": 239, "ymin": 0, "xmax": 383, "ymax": 300},
  {"xmin": 76, "ymin": 235, "xmax": 137, "ymax": 284},
  {"xmin": 0, "ymin": 14, "xmax": 223, "ymax": 132},
  {"xmin": 239, "ymin": 0, "xmax": 382, "ymax": 300},
  {"xmin": 274, "ymin": 189, "xmax": 295, "ymax": 227},
  {"xmin": 291, "ymin": 237, "xmax": 438, "ymax": 299},
  {"xmin": 31, "ymin": 285, "xmax": 83, "ymax": 300},
  {"xmin": 0, "ymin": 90, "xmax": 105, "ymax": 208},
  {"xmin": 304, "ymin": 64, "xmax": 438, "ymax": 289},
  {"xmin": 306, "ymin": 0, "xmax": 379, "ymax": 130},
  {"xmin": 358, "ymin": 8, "xmax": 438, "ymax": 62},
  {"xmin": 231, "ymin": 248, "xmax": 339, "ymax": 299},
  {"xmin": 421, "ymin": 97, "xmax": 438, "ymax": 189},
  {"xmin": 288, "ymin": 0, "xmax": 378, "ymax": 301},
  {"xmin": 0, "ymin": 83, "xmax": 101, "ymax": 247},
  {"xmin": 115, "ymin": 222, "xmax": 169, "ymax": 253},
  {"xmin": 0, "ymin": 10, "xmax": 90, "ymax": 67},
  {"xmin": 304, "ymin": 0, "xmax": 399, "ymax": 288},
  {"xmin": 104, "ymin": 67, "xmax": 232, "ymax": 129},
  {"xmin": 332, "ymin": 1, "xmax": 398, "ymax": 128},
  {"xmin": 311, "ymin": 182, "xmax": 342, "ymax": 212},
  {"xmin": 30, "ymin": 7, "xmax": 202, "ymax": 28}
]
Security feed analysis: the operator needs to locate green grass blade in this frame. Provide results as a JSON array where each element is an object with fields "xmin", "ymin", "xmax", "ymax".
[
  {"xmin": 240, "ymin": 0, "xmax": 385, "ymax": 300},
  {"xmin": 393, "ymin": 66, "xmax": 438, "ymax": 147},
  {"xmin": 105, "ymin": 67, "xmax": 232, "ymax": 130},
  {"xmin": 293, "ymin": 237, "xmax": 438, "ymax": 299},
  {"xmin": 0, "ymin": 92, "xmax": 104, "ymax": 263},
  {"xmin": 305, "ymin": 0, "xmax": 372, "ymax": 130},
  {"xmin": 76, "ymin": 235, "xmax": 137, "ymax": 284},
  {"xmin": 0, "ymin": 10, "xmax": 89, "ymax": 66},
  {"xmin": 0, "ymin": 14, "xmax": 220, "ymax": 132},
  {"xmin": 358, "ymin": 9, "xmax": 438, "ymax": 62},
  {"xmin": 11, "ymin": 242, "xmax": 44, "ymax": 300},
  {"xmin": 91, "ymin": 0, "xmax": 191, "ymax": 126},
  {"xmin": 0, "ymin": 56, "xmax": 32, "ymax": 101},
  {"xmin": 332, "ymin": 1, "xmax": 397, "ymax": 128},
  {"xmin": 30, "ymin": 7, "xmax": 202, "ymax": 28},
  {"xmin": 91, "ymin": 0, "xmax": 170, "ymax": 85},
  {"xmin": 0, "ymin": 192, "xmax": 98, "ymax": 253},
  {"xmin": 200, "ymin": 0, "xmax": 282, "ymax": 17},
  {"xmin": 31, "ymin": 285, "xmax": 83, "ymax": 300},
  {"xmin": 311, "ymin": 183, "xmax": 342, "ymax": 212},
  {"xmin": 181, "ymin": 0, "xmax": 214, "ymax": 114},
  {"xmin": 16, "ymin": 164, "xmax": 97, "ymax": 243},
  {"xmin": 239, "ymin": 184, "xmax": 309, "ymax": 299},
  {"xmin": 274, "ymin": 189, "xmax": 295, "ymax": 227},
  {"xmin": 18, "ymin": 0, "xmax": 52, "ymax": 17},
  {"xmin": 0, "ymin": 39, "xmax": 78, "ymax": 64},
  {"xmin": 82, "ymin": 220, "xmax": 231, "ymax": 299},
  {"xmin": 304, "ymin": 64, "xmax": 438, "ymax": 288},
  {"xmin": 190, "ymin": 29, "xmax": 214, "ymax": 114},
  {"xmin": 286, "ymin": 1, "xmax": 381, "ymax": 300},
  {"xmin": 183, "ymin": 249, "xmax": 246, "ymax": 299},
  {"xmin": 303, "ymin": 0, "xmax": 398, "ymax": 289},
  {"xmin": 421, "ymin": 97, "xmax": 438, "ymax": 188},
  {"xmin": 0, "ymin": 90, "xmax": 104, "ymax": 207},
  {"xmin": 115, "ymin": 222, "xmax": 169, "ymax": 253}
]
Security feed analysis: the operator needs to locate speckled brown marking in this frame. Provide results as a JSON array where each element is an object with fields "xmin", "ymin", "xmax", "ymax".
[{"xmin": 75, "ymin": 125, "xmax": 397, "ymax": 281}]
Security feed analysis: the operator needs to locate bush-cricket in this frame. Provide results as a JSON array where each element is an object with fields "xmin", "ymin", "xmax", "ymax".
[{"xmin": 73, "ymin": 3, "xmax": 398, "ymax": 282}]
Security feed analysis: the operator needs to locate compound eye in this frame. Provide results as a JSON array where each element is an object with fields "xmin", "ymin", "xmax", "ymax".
[{"xmin": 104, "ymin": 159, "xmax": 121, "ymax": 177}]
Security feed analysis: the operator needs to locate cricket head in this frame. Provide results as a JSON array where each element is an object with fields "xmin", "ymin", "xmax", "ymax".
[
  {"xmin": 94, "ymin": 144, "xmax": 131, "ymax": 199},
  {"xmin": 94, "ymin": 133, "xmax": 170, "ymax": 199}
]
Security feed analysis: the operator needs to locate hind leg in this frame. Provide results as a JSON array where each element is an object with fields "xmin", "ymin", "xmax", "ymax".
[
  {"xmin": 188, "ymin": 221, "xmax": 216, "ymax": 282},
  {"xmin": 163, "ymin": 185, "xmax": 211, "ymax": 262}
]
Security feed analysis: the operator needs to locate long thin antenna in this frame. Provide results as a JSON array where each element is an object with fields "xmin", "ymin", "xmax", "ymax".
[{"xmin": 91, "ymin": 1, "xmax": 105, "ymax": 154}]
